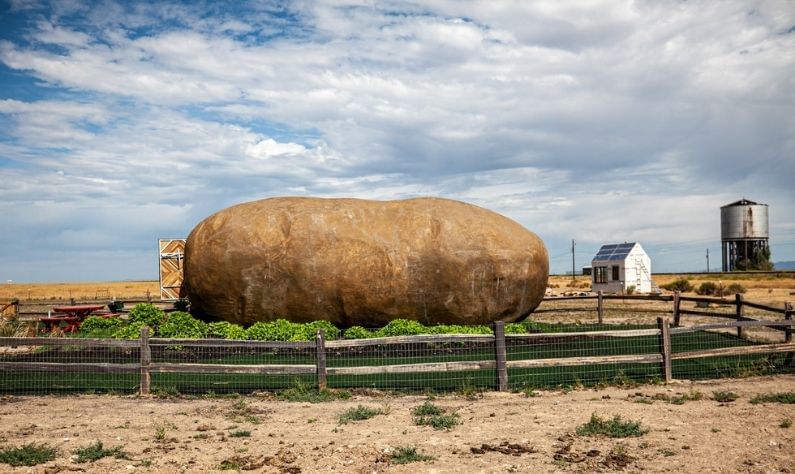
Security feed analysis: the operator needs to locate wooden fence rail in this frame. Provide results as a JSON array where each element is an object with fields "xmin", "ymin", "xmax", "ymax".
[{"xmin": 2, "ymin": 319, "xmax": 794, "ymax": 395}]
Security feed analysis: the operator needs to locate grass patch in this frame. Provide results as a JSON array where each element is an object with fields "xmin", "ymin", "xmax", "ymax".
[
  {"xmin": 750, "ymin": 392, "xmax": 795, "ymax": 404},
  {"xmin": 0, "ymin": 443, "xmax": 57, "ymax": 467},
  {"xmin": 391, "ymin": 446, "xmax": 435, "ymax": 464},
  {"xmin": 73, "ymin": 441, "xmax": 129, "ymax": 463},
  {"xmin": 712, "ymin": 391, "xmax": 739, "ymax": 402},
  {"xmin": 278, "ymin": 379, "xmax": 351, "ymax": 403},
  {"xmin": 576, "ymin": 413, "xmax": 648, "ymax": 438},
  {"xmin": 230, "ymin": 430, "xmax": 251, "ymax": 438},
  {"xmin": 412, "ymin": 401, "xmax": 443, "ymax": 416},
  {"xmin": 412, "ymin": 401, "xmax": 459, "ymax": 430},
  {"xmin": 338, "ymin": 405, "xmax": 383, "ymax": 424},
  {"xmin": 780, "ymin": 419, "xmax": 792, "ymax": 429}
]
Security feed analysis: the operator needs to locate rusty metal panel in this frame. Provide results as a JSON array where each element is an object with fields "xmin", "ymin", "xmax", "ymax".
[{"xmin": 159, "ymin": 239, "xmax": 185, "ymax": 301}]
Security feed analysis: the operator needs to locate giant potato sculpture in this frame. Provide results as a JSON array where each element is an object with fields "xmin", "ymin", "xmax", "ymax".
[{"xmin": 184, "ymin": 197, "xmax": 548, "ymax": 326}]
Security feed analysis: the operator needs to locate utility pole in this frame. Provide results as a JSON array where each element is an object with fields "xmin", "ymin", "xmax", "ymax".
[
  {"xmin": 706, "ymin": 248, "xmax": 710, "ymax": 273},
  {"xmin": 571, "ymin": 239, "xmax": 576, "ymax": 281}
]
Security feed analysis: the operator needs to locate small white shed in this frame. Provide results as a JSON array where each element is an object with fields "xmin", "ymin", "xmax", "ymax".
[{"xmin": 591, "ymin": 242, "xmax": 652, "ymax": 294}]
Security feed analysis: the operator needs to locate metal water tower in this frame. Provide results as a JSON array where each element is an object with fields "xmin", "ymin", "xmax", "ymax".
[{"xmin": 720, "ymin": 199, "xmax": 769, "ymax": 271}]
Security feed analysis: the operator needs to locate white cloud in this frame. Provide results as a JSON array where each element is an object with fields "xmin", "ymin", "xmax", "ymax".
[{"xmin": 0, "ymin": 0, "xmax": 793, "ymax": 280}]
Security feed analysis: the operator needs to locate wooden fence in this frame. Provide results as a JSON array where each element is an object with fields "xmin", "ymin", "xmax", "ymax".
[{"xmin": 2, "ymin": 318, "xmax": 794, "ymax": 395}]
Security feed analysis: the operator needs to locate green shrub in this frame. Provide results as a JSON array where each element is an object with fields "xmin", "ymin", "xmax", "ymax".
[
  {"xmin": 726, "ymin": 283, "xmax": 747, "ymax": 294},
  {"xmin": 303, "ymin": 320, "xmax": 340, "ymax": 340},
  {"xmin": 158, "ymin": 312, "xmax": 208, "ymax": 338},
  {"xmin": 661, "ymin": 278, "xmax": 693, "ymax": 292},
  {"xmin": 246, "ymin": 319, "xmax": 303, "ymax": 341},
  {"xmin": 73, "ymin": 441, "xmax": 129, "ymax": 463},
  {"xmin": 390, "ymin": 446, "xmax": 435, "ymax": 464},
  {"xmin": 696, "ymin": 282, "xmax": 718, "ymax": 296},
  {"xmin": 0, "ymin": 443, "xmax": 57, "ymax": 467},
  {"xmin": 576, "ymin": 413, "xmax": 648, "ymax": 438},
  {"xmin": 411, "ymin": 401, "xmax": 459, "ymax": 430},
  {"xmin": 375, "ymin": 319, "xmax": 426, "ymax": 337},
  {"xmin": 504, "ymin": 323, "xmax": 527, "ymax": 334},
  {"xmin": 712, "ymin": 391, "xmax": 739, "ymax": 402},
  {"xmin": 112, "ymin": 321, "xmax": 146, "ymax": 339},
  {"xmin": 626, "ymin": 285, "xmax": 636, "ymax": 295},
  {"xmin": 750, "ymin": 392, "xmax": 795, "ymax": 404},
  {"xmin": 79, "ymin": 316, "xmax": 123, "ymax": 337},
  {"xmin": 343, "ymin": 326, "xmax": 374, "ymax": 339},
  {"xmin": 207, "ymin": 321, "xmax": 247, "ymax": 340},
  {"xmin": 127, "ymin": 304, "xmax": 166, "ymax": 330},
  {"xmin": 338, "ymin": 405, "xmax": 383, "ymax": 424}
]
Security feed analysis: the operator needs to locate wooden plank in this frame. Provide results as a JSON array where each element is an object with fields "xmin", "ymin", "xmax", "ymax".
[
  {"xmin": 542, "ymin": 296, "xmax": 598, "ymax": 301},
  {"xmin": 149, "ymin": 363, "xmax": 315, "ymax": 375},
  {"xmin": 741, "ymin": 300, "xmax": 787, "ymax": 314},
  {"xmin": 505, "ymin": 353, "xmax": 662, "ymax": 369},
  {"xmin": 327, "ymin": 360, "xmax": 496, "ymax": 376},
  {"xmin": 140, "ymin": 326, "xmax": 151, "ymax": 395},
  {"xmin": 671, "ymin": 343, "xmax": 795, "ymax": 361},
  {"xmin": 0, "ymin": 337, "xmax": 138, "ymax": 348},
  {"xmin": 493, "ymin": 321, "xmax": 507, "ymax": 391},
  {"xmin": 316, "ymin": 329, "xmax": 327, "ymax": 390},
  {"xmin": 597, "ymin": 291, "xmax": 604, "ymax": 324},
  {"xmin": 326, "ymin": 334, "xmax": 493, "ymax": 348},
  {"xmin": 149, "ymin": 338, "xmax": 314, "ymax": 349},
  {"xmin": 670, "ymin": 319, "xmax": 795, "ymax": 334},
  {"xmin": 673, "ymin": 291, "xmax": 681, "ymax": 327},
  {"xmin": 679, "ymin": 296, "xmax": 734, "ymax": 305},
  {"xmin": 678, "ymin": 309, "xmax": 736, "ymax": 318},
  {"xmin": 0, "ymin": 362, "xmax": 139, "ymax": 373},
  {"xmin": 506, "ymin": 329, "xmax": 660, "ymax": 339},
  {"xmin": 736, "ymin": 294, "xmax": 745, "ymax": 339},
  {"xmin": 658, "ymin": 317, "xmax": 672, "ymax": 383}
]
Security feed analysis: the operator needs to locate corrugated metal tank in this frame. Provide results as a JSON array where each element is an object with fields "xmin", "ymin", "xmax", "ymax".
[{"xmin": 720, "ymin": 202, "xmax": 768, "ymax": 240}]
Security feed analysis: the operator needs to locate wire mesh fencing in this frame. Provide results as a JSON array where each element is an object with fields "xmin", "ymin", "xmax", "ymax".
[{"xmin": 0, "ymin": 297, "xmax": 793, "ymax": 395}]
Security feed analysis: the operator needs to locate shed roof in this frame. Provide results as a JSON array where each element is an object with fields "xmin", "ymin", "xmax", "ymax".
[{"xmin": 592, "ymin": 242, "xmax": 637, "ymax": 262}]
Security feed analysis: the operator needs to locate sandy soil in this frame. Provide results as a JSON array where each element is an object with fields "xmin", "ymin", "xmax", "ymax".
[{"xmin": 0, "ymin": 376, "xmax": 793, "ymax": 473}]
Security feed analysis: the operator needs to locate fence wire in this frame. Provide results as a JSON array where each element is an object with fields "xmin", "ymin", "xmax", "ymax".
[{"xmin": 0, "ymin": 295, "xmax": 793, "ymax": 395}]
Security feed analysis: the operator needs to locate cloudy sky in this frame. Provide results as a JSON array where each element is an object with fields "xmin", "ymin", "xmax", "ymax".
[{"xmin": 1, "ymin": 0, "xmax": 793, "ymax": 283}]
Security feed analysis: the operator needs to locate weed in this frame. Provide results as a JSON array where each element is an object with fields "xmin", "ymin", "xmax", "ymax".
[
  {"xmin": 414, "ymin": 413, "xmax": 459, "ymax": 430},
  {"xmin": 780, "ymin": 418, "xmax": 792, "ymax": 429},
  {"xmin": 638, "ymin": 441, "xmax": 651, "ymax": 449},
  {"xmin": 152, "ymin": 385, "xmax": 180, "ymax": 398},
  {"xmin": 0, "ymin": 443, "xmax": 57, "ymax": 467},
  {"xmin": 220, "ymin": 460, "xmax": 240, "ymax": 470},
  {"xmin": 227, "ymin": 400, "xmax": 262, "ymax": 424},
  {"xmin": 138, "ymin": 459, "xmax": 152, "ymax": 467},
  {"xmin": 669, "ymin": 391, "xmax": 703, "ymax": 405},
  {"xmin": 576, "ymin": 413, "xmax": 649, "ymax": 438},
  {"xmin": 154, "ymin": 425, "xmax": 166, "ymax": 441},
  {"xmin": 712, "ymin": 391, "xmax": 739, "ymax": 403},
  {"xmin": 390, "ymin": 446, "xmax": 435, "ymax": 464},
  {"xmin": 412, "ymin": 401, "xmax": 443, "ymax": 417},
  {"xmin": 277, "ymin": 379, "xmax": 351, "ymax": 403},
  {"xmin": 711, "ymin": 428, "xmax": 721, "ymax": 433},
  {"xmin": 307, "ymin": 418, "xmax": 317, "ymax": 424},
  {"xmin": 230, "ymin": 430, "xmax": 251, "ymax": 438},
  {"xmin": 73, "ymin": 441, "xmax": 129, "ymax": 463},
  {"xmin": 634, "ymin": 398, "xmax": 653, "ymax": 405},
  {"xmin": 338, "ymin": 405, "xmax": 383, "ymax": 424},
  {"xmin": 658, "ymin": 448, "xmax": 676, "ymax": 457},
  {"xmin": 750, "ymin": 392, "xmax": 795, "ymax": 404},
  {"xmin": 193, "ymin": 434, "xmax": 209, "ymax": 440},
  {"xmin": 113, "ymin": 421, "xmax": 130, "ymax": 429}
]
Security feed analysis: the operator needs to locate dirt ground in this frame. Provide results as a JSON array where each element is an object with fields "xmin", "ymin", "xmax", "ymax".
[{"xmin": 0, "ymin": 376, "xmax": 793, "ymax": 473}]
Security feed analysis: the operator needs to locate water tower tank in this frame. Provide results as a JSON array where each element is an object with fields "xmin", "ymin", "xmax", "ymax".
[{"xmin": 720, "ymin": 199, "xmax": 769, "ymax": 271}]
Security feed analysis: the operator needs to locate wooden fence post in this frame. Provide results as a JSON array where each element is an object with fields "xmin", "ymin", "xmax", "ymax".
[
  {"xmin": 493, "ymin": 321, "xmax": 508, "ymax": 392},
  {"xmin": 735, "ymin": 294, "xmax": 745, "ymax": 339},
  {"xmin": 657, "ymin": 317, "xmax": 672, "ymax": 383},
  {"xmin": 785, "ymin": 302, "xmax": 792, "ymax": 343},
  {"xmin": 672, "ymin": 291, "xmax": 681, "ymax": 327},
  {"xmin": 139, "ymin": 326, "xmax": 151, "ymax": 395},
  {"xmin": 597, "ymin": 291, "xmax": 604, "ymax": 324},
  {"xmin": 316, "ymin": 329, "xmax": 327, "ymax": 390}
]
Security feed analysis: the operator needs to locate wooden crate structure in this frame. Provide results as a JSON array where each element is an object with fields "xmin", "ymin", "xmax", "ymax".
[{"xmin": 159, "ymin": 239, "xmax": 186, "ymax": 301}]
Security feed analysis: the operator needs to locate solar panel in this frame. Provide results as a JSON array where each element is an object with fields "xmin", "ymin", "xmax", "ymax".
[{"xmin": 592, "ymin": 242, "xmax": 636, "ymax": 262}]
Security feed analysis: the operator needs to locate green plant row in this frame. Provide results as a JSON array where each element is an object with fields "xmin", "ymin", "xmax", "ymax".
[{"xmin": 77, "ymin": 304, "xmax": 567, "ymax": 341}]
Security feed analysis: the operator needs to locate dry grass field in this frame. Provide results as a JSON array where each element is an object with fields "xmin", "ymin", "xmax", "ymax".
[{"xmin": 0, "ymin": 281, "xmax": 159, "ymax": 302}]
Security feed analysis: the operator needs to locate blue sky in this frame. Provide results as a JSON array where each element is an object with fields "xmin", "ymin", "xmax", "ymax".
[{"xmin": 1, "ymin": 0, "xmax": 793, "ymax": 282}]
